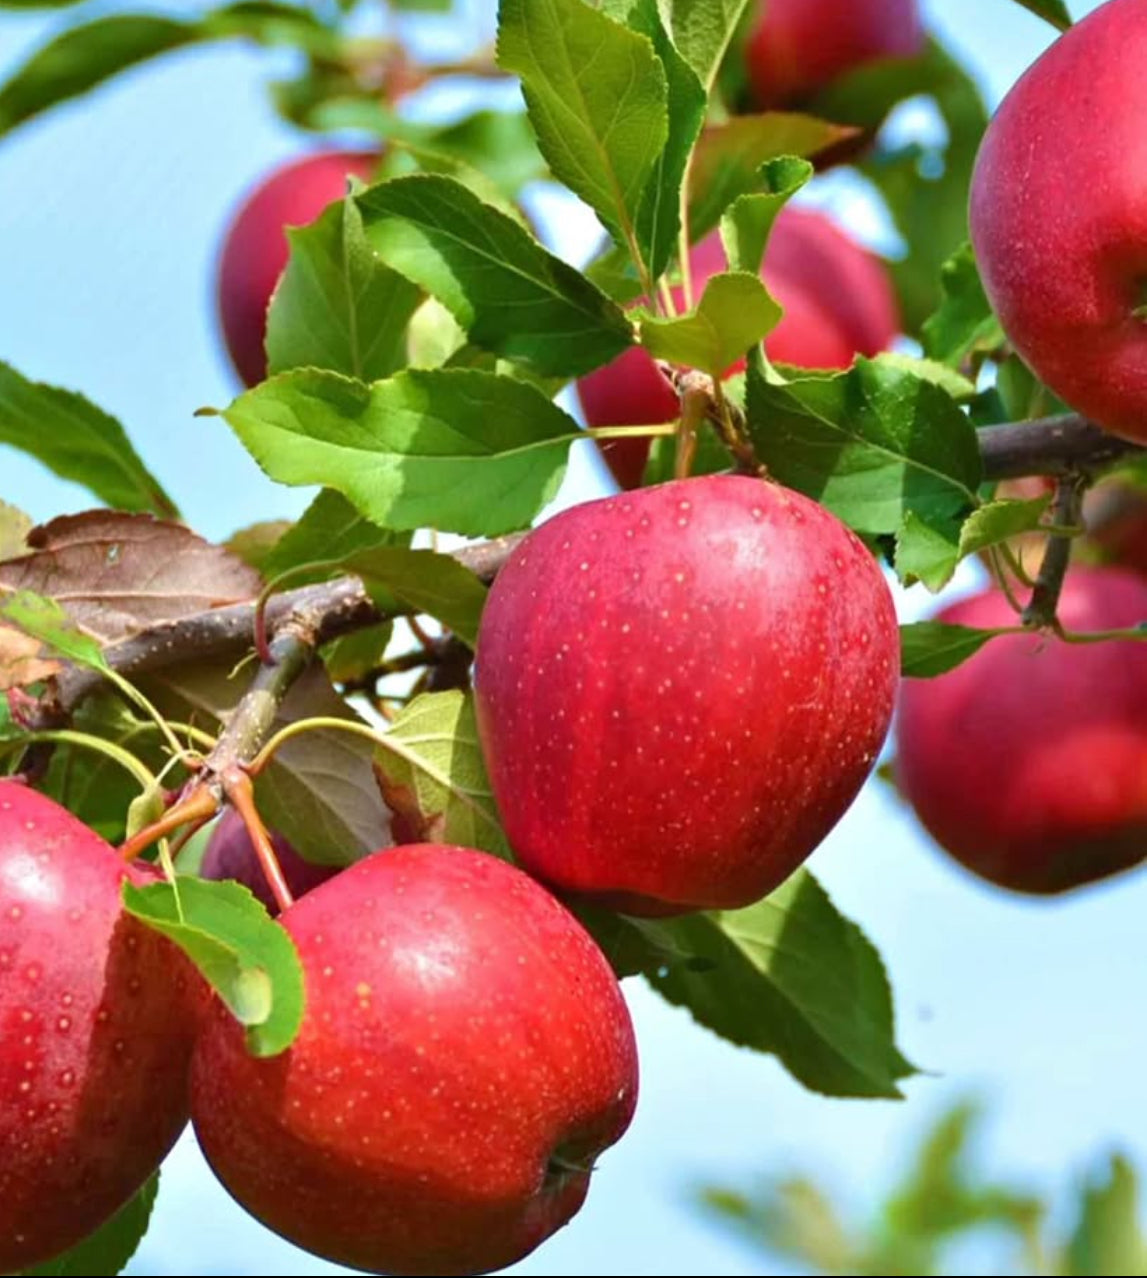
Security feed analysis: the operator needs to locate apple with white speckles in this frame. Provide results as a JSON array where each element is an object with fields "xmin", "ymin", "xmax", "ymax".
[
  {"xmin": 969, "ymin": 0, "xmax": 1147, "ymax": 443},
  {"xmin": 0, "ymin": 780, "xmax": 204, "ymax": 1272},
  {"xmin": 190, "ymin": 843, "xmax": 638, "ymax": 1276},
  {"xmin": 474, "ymin": 475, "xmax": 900, "ymax": 915}
]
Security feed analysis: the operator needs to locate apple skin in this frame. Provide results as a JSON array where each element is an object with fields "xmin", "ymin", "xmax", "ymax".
[
  {"xmin": 474, "ymin": 475, "xmax": 899, "ymax": 915},
  {"xmin": 969, "ymin": 0, "xmax": 1147, "ymax": 444},
  {"xmin": 191, "ymin": 844, "xmax": 638, "ymax": 1276},
  {"xmin": 745, "ymin": 0, "xmax": 925, "ymax": 109},
  {"xmin": 579, "ymin": 207, "xmax": 898, "ymax": 490},
  {"xmin": 217, "ymin": 150, "xmax": 378, "ymax": 387},
  {"xmin": 199, "ymin": 808, "xmax": 339, "ymax": 916},
  {"xmin": 0, "ymin": 781, "xmax": 204, "ymax": 1271},
  {"xmin": 897, "ymin": 567, "xmax": 1147, "ymax": 894}
]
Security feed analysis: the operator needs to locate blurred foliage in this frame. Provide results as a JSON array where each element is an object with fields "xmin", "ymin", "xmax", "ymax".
[{"xmin": 701, "ymin": 1101, "xmax": 1147, "ymax": 1276}]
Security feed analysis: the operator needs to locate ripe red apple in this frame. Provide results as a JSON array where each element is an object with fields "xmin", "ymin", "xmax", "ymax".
[
  {"xmin": 579, "ymin": 206, "xmax": 899, "ymax": 489},
  {"xmin": 897, "ymin": 567, "xmax": 1147, "ymax": 894},
  {"xmin": 217, "ymin": 150, "xmax": 378, "ymax": 387},
  {"xmin": 191, "ymin": 844, "xmax": 638, "ymax": 1275},
  {"xmin": 970, "ymin": 0, "xmax": 1147, "ymax": 444},
  {"xmin": 199, "ymin": 808, "xmax": 340, "ymax": 915},
  {"xmin": 474, "ymin": 475, "xmax": 900, "ymax": 915},
  {"xmin": 745, "ymin": 0, "xmax": 925, "ymax": 109},
  {"xmin": 0, "ymin": 781, "xmax": 203, "ymax": 1271}
]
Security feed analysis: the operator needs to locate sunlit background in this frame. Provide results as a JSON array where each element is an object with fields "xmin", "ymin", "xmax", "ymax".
[{"xmin": 3, "ymin": 2, "xmax": 1142, "ymax": 1274}]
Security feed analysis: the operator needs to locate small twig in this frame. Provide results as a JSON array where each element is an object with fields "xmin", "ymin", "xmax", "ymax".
[
  {"xmin": 978, "ymin": 414, "xmax": 1143, "ymax": 480},
  {"xmin": 1022, "ymin": 474, "xmax": 1088, "ymax": 629}
]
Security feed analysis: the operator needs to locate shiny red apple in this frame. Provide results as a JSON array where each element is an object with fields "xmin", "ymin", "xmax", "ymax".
[
  {"xmin": 474, "ymin": 475, "xmax": 900, "ymax": 915},
  {"xmin": 191, "ymin": 844, "xmax": 638, "ymax": 1276},
  {"xmin": 199, "ymin": 808, "xmax": 339, "ymax": 915},
  {"xmin": 578, "ymin": 206, "xmax": 899, "ymax": 489},
  {"xmin": 970, "ymin": 0, "xmax": 1147, "ymax": 444},
  {"xmin": 897, "ymin": 567, "xmax": 1147, "ymax": 893},
  {"xmin": 0, "ymin": 781, "xmax": 203, "ymax": 1271},
  {"xmin": 745, "ymin": 0, "xmax": 925, "ymax": 109},
  {"xmin": 217, "ymin": 150, "xmax": 378, "ymax": 387}
]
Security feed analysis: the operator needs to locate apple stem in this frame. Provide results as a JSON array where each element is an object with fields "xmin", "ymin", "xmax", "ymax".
[
  {"xmin": 223, "ymin": 768, "xmax": 294, "ymax": 915},
  {"xmin": 1022, "ymin": 474, "xmax": 1088, "ymax": 630}
]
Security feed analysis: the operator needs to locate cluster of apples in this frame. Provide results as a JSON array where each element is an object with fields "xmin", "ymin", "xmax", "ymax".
[
  {"xmin": 1, "ymin": 469, "xmax": 902, "ymax": 1276},
  {"xmin": 899, "ymin": 0, "xmax": 1147, "ymax": 896}
]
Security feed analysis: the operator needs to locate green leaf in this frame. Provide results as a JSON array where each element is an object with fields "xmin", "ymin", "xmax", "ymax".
[
  {"xmin": 375, "ymin": 690, "xmax": 511, "ymax": 858},
  {"xmin": 921, "ymin": 243, "xmax": 1005, "ymax": 369},
  {"xmin": 21, "ymin": 1172, "xmax": 159, "ymax": 1276},
  {"xmin": 958, "ymin": 496, "xmax": 1050, "ymax": 561},
  {"xmin": 0, "ymin": 0, "xmax": 86, "ymax": 7},
  {"xmin": 745, "ymin": 354, "xmax": 981, "ymax": 537},
  {"xmin": 0, "ymin": 590, "xmax": 108, "ymax": 672},
  {"xmin": 410, "ymin": 110, "xmax": 547, "ymax": 200},
  {"xmin": 345, "ymin": 548, "xmax": 487, "ymax": 648},
  {"xmin": 857, "ymin": 41, "xmax": 989, "ymax": 333},
  {"xmin": 688, "ymin": 114, "xmax": 852, "ymax": 244},
  {"xmin": 0, "ymin": 362, "xmax": 177, "ymax": 517},
  {"xmin": 1012, "ymin": 0, "xmax": 1072, "ymax": 32},
  {"xmin": 894, "ymin": 510, "xmax": 962, "ymax": 592},
  {"xmin": 264, "ymin": 488, "xmax": 408, "ymax": 583},
  {"xmin": 646, "ymin": 870, "xmax": 916, "ymax": 1098},
  {"xmin": 0, "ymin": 16, "xmax": 195, "ymax": 136},
  {"xmin": 123, "ymin": 877, "xmax": 304, "ymax": 1057},
  {"xmin": 0, "ymin": 6, "xmax": 336, "ymax": 137},
  {"xmin": 266, "ymin": 194, "xmax": 422, "ymax": 382},
  {"xmin": 899, "ymin": 620, "xmax": 1012, "ymax": 678},
  {"xmin": 654, "ymin": 0, "xmax": 753, "ymax": 90},
  {"xmin": 602, "ymin": 0, "xmax": 707, "ymax": 279},
  {"xmin": 220, "ymin": 368, "xmax": 580, "ymax": 538},
  {"xmin": 358, "ymin": 174, "xmax": 631, "ymax": 377},
  {"xmin": 497, "ymin": 0, "xmax": 669, "ymax": 265},
  {"xmin": 1063, "ymin": 1156, "xmax": 1147, "ymax": 1277},
  {"xmin": 640, "ymin": 272, "xmax": 780, "ymax": 374},
  {"xmin": 719, "ymin": 156, "xmax": 812, "ymax": 275}
]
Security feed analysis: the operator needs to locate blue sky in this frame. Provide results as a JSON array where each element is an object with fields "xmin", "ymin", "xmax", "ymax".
[{"xmin": 3, "ymin": 2, "xmax": 1141, "ymax": 1274}]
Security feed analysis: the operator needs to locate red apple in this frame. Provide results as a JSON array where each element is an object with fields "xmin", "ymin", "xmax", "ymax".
[
  {"xmin": 579, "ymin": 206, "xmax": 899, "ymax": 489},
  {"xmin": 199, "ymin": 808, "xmax": 340, "ymax": 915},
  {"xmin": 217, "ymin": 150, "xmax": 378, "ymax": 387},
  {"xmin": 191, "ymin": 844, "xmax": 638, "ymax": 1276},
  {"xmin": 745, "ymin": 0, "xmax": 925, "ymax": 109},
  {"xmin": 970, "ymin": 0, "xmax": 1147, "ymax": 445},
  {"xmin": 897, "ymin": 567, "xmax": 1147, "ymax": 894},
  {"xmin": 474, "ymin": 475, "xmax": 899, "ymax": 915},
  {"xmin": 0, "ymin": 781, "xmax": 203, "ymax": 1271}
]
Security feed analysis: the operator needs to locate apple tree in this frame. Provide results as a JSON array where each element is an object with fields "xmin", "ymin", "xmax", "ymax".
[{"xmin": 2, "ymin": 0, "xmax": 1146, "ymax": 1273}]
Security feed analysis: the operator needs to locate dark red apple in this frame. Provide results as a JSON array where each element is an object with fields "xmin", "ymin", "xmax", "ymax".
[
  {"xmin": 199, "ymin": 808, "xmax": 340, "ymax": 915},
  {"xmin": 474, "ymin": 475, "xmax": 899, "ymax": 915},
  {"xmin": 217, "ymin": 150, "xmax": 378, "ymax": 387},
  {"xmin": 970, "ymin": 0, "xmax": 1147, "ymax": 444},
  {"xmin": 191, "ymin": 844, "xmax": 638, "ymax": 1276},
  {"xmin": 0, "ymin": 781, "xmax": 203, "ymax": 1271},
  {"xmin": 897, "ymin": 567, "xmax": 1147, "ymax": 894},
  {"xmin": 579, "ymin": 206, "xmax": 899, "ymax": 489},
  {"xmin": 745, "ymin": 0, "xmax": 925, "ymax": 109}
]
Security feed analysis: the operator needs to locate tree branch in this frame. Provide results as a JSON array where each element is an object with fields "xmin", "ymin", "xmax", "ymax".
[{"xmin": 26, "ymin": 415, "xmax": 1145, "ymax": 731}]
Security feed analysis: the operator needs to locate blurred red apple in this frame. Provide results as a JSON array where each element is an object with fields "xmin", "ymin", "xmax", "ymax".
[
  {"xmin": 199, "ymin": 808, "xmax": 340, "ymax": 915},
  {"xmin": 578, "ymin": 206, "xmax": 899, "ymax": 489},
  {"xmin": 475, "ymin": 475, "xmax": 899, "ymax": 915},
  {"xmin": 0, "ymin": 782, "xmax": 203, "ymax": 1271},
  {"xmin": 192, "ymin": 844, "xmax": 638, "ymax": 1275},
  {"xmin": 217, "ymin": 150, "xmax": 378, "ymax": 387},
  {"xmin": 970, "ymin": 0, "xmax": 1147, "ymax": 444},
  {"xmin": 746, "ymin": 0, "xmax": 925, "ymax": 109},
  {"xmin": 897, "ymin": 567, "xmax": 1147, "ymax": 893}
]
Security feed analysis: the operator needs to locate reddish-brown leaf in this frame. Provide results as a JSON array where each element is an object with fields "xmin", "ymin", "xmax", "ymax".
[{"xmin": 0, "ymin": 511, "xmax": 262, "ymax": 643}]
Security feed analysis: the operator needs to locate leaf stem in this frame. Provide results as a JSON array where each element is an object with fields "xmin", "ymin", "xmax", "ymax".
[{"xmin": 223, "ymin": 768, "xmax": 294, "ymax": 914}]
